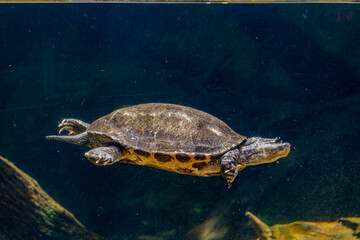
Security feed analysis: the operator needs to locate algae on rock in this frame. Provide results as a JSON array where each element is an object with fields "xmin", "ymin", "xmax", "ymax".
[
  {"xmin": 246, "ymin": 211, "xmax": 360, "ymax": 240},
  {"xmin": 0, "ymin": 155, "xmax": 102, "ymax": 240}
]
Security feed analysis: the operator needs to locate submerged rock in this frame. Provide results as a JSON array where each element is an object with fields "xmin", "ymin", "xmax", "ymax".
[
  {"xmin": 0, "ymin": 155, "xmax": 102, "ymax": 240},
  {"xmin": 246, "ymin": 211, "xmax": 360, "ymax": 240}
]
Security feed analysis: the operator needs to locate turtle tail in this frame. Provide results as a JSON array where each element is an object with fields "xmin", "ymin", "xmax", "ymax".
[{"xmin": 46, "ymin": 132, "xmax": 90, "ymax": 146}]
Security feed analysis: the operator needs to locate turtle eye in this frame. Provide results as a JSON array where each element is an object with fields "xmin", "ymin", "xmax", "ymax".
[{"xmin": 277, "ymin": 146, "xmax": 285, "ymax": 151}]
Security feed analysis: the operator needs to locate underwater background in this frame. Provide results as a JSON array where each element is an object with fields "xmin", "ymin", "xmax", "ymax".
[{"xmin": 0, "ymin": 3, "xmax": 360, "ymax": 239}]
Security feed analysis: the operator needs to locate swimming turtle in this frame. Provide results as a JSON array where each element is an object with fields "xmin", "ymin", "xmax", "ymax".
[{"xmin": 46, "ymin": 103, "xmax": 290, "ymax": 187}]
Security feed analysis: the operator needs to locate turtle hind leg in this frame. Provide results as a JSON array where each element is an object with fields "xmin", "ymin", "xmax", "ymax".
[
  {"xmin": 85, "ymin": 146, "xmax": 124, "ymax": 166},
  {"xmin": 46, "ymin": 132, "xmax": 90, "ymax": 146},
  {"xmin": 58, "ymin": 119, "xmax": 90, "ymax": 135}
]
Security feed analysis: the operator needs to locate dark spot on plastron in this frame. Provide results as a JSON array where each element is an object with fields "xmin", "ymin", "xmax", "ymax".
[
  {"xmin": 154, "ymin": 153, "xmax": 173, "ymax": 162},
  {"xmin": 192, "ymin": 162, "xmax": 207, "ymax": 170},
  {"xmin": 134, "ymin": 149, "xmax": 151, "ymax": 158},
  {"xmin": 120, "ymin": 158, "xmax": 133, "ymax": 163},
  {"xmin": 210, "ymin": 154, "xmax": 222, "ymax": 160},
  {"xmin": 194, "ymin": 154, "xmax": 206, "ymax": 160},
  {"xmin": 176, "ymin": 168, "xmax": 193, "ymax": 174},
  {"xmin": 338, "ymin": 219, "xmax": 359, "ymax": 232},
  {"xmin": 175, "ymin": 153, "xmax": 190, "ymax": 162}
]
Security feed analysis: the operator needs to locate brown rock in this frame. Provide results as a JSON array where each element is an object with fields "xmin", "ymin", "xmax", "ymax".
[
  {"xmin": 0, "ymin": 155, "xmax": 102, "ymax": 240},
  {"xmin": 246, "ymin": 211, "xmax": 360, "ymax": 240}
]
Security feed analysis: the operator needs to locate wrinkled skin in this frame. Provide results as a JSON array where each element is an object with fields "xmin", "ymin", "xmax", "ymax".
[
  {"xmin": 221, "ymin": 137, "xmax": 291, "ymax": 187},
  {"xmin": 239, "ymin": 137, "xmax": 290, "ymax": 166}
]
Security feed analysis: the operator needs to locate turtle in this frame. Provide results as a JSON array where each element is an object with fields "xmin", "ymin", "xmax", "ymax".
[{"xmin": 46, "ymin": 103, "xmax": 290, "ymax": 187}]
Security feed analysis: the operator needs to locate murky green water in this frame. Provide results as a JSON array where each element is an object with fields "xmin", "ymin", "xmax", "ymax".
[{"xmin": 0, "ymin": 4, "xmax": 359, "ymax": 239}]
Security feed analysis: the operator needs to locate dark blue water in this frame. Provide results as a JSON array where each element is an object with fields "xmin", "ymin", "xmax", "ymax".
[{"xmin": 0, "ymin": 4, "xmax": 359, "ymax": 239}]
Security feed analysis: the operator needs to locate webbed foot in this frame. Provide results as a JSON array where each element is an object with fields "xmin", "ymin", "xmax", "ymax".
[
  {"xmin": 58, "ymin": 119, "xmax": 90, "ymax": 135},
  {"xmin": 220, "ymin": 149, "xmax": 242, "ymax": 188},
  {"xmin": 85, "ymin": 146, "xmax": 123, "ymax": 166},
  {"xmin": 223, "ymin": 168, "xmax": 238, "ymax": 188}
]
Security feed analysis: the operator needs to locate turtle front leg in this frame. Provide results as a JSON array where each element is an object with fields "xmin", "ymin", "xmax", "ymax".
[
  {"xmin": 58, "ymin": 119, "xmax": 90, "ymax": 135},
  {"xmin": 85, "ymin": 146, "xmax": 124, "ymax": 166},
  {"xmin": 220, "ymin": 149, "xmax": 244, "ymax": 188}
]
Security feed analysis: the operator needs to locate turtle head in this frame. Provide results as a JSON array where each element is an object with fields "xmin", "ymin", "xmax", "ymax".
[{"xmin": 239, "ymin": 137, "xmax": 290, "ymax": 166}]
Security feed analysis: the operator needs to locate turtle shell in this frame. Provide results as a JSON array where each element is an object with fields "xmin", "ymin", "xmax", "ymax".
[{"xmin": 87, "ymin": 103, "xmax": 246, "ymax": 156}]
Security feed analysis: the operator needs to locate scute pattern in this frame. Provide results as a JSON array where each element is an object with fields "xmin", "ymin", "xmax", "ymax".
[{"xmin": 88, "ymin": 103, "xmax": 245, "ymax": 155}]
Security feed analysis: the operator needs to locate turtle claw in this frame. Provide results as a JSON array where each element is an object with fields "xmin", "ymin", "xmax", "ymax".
[
  {"xmin": 57, "ymin": 119, "xmax": 89, "ymax": 135},
  {"xmin": 85, "ymin": 147, "xmax": 118, "ymax": 166},
  {"xmin": 58, "ymin": 127, "xmax": 65, "ymax": 134},
  {"xmin": 58, "ymin": 126, "xmax": 75, "ymax": 135},
  {"xmin": 94, "ymin": 158, "xmax": 113, "ymax": 165},
  {"xmin": 224, "ymin": 169, "xmax": 237, "ymax": 188},
  {"xmin": 58, "ymin": 119, "xmax": 67, "ymax": 128}
]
